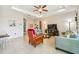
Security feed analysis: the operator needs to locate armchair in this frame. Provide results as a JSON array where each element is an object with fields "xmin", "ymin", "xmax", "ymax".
[{"xmin": 28, "ymin": 29, "xmax": 43, "ymax": 47}]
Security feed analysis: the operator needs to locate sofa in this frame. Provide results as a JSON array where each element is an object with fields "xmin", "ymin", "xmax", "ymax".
[{"xmin": 56, "ymin": 36, "xmax": 79, "ymax": 54}]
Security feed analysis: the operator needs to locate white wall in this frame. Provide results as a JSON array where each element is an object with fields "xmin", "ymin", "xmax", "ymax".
[
  {"xmin": 41, "ymin": 11, "xmax": 78, "ymax": 35},
  {"xmin": 0, "ymin": 6, "xmax": 26, "ymax": 38},
  {"xmin": 25, "ymin": 17, "xmax": 39, "ymax": 30},
  {"xmin": 0, "ymin": 6, "xmax": 78, "ymax": 38}
]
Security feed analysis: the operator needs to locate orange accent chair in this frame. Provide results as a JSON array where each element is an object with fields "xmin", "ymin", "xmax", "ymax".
[{"xmin": 28, "ymin": 29, "xmax": 43, "ymax": 47}]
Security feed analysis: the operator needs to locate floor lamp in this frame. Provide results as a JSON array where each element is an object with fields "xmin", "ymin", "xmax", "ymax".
[
  {"xmin": 75, "ymin": 9, "xmax": 78, "ymax": 33},
  {"xmin": 65, "ymin": 18, "xmax": 74, "ymax": 33},
  {"xmin": 68, "ymin": 21, "xmax": 71, "ymax": 32},
  {"xmin": 67, "ymin": 20, "xmax": 73, "ymax": 32}
]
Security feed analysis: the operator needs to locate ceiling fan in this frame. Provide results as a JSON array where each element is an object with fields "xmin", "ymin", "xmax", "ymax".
[{"xmin": 33, "ymin": 5, "xmax": 48, "ymax": 13}]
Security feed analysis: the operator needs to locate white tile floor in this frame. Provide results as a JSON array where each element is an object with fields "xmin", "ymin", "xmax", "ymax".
[{"xmin": 0, "ymin": 36, "xmax": 67, "ymax": 54}]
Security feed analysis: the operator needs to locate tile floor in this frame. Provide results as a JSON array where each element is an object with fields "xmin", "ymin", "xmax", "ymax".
[{"xmin": 0, "ymin": 36, "xmax": 67, "ymax": 54}]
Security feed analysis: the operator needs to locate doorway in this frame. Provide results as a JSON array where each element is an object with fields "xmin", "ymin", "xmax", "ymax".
[{"xmin": 23, "ymin": 18, "xmax": 26, "ymax": 36}]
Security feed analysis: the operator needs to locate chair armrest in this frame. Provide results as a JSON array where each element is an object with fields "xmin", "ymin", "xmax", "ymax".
[
  {"xmin": 35, "ymin": 35, "xmax": 43, "ymax": 39},
  {"xmin": 33, "ymin": 35, "xmax": 43, "ymax": 41}
]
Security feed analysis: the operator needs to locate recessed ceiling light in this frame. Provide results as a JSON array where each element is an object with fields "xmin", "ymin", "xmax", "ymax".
[
  {"xmin": 59, "ymin": 5, "xmax": 66, "ymax": 9},
  {"xmin": 57, "ymin": 9, "xmax": 66, "ymax": 12}
]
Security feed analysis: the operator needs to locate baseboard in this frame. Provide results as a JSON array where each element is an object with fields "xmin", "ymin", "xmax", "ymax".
[{"xmin": 56, "ymin": 47, "xmax": 74, "ymax": 54}]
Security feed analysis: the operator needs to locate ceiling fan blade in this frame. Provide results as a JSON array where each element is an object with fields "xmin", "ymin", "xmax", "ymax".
[
  {"xmin": 42, "ymin": 9, "xmax": 48, "ymax": 11},
  {"xmin": 39, "ymin": 5, "xmax": 42, "ymax": 8},
  {"xmin": 34, "ymin": 6, "xmax": 39, "ymax": 8},
  {"xmin": 42, "ymin": 5, "xmax": 47, "ymax": 8},
  {"xmin": 39, "ymin": 11, "xmax": 42, "ymax": 13},
  {"xmin": 33, "ymin": 9, "xmax": 38, "ymax": 12}
]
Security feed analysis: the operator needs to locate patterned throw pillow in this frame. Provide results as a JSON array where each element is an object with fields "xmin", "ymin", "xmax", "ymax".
[{"xmin": 70, "ymin": 34, "xmax": 76, "ymax": 38}]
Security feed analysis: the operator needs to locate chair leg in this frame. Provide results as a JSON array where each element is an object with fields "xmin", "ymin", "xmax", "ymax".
[
  {"xmin": 29, "ymin": 40, "xmax": 30, "ymax": 44},
  {"xmin": 41, "ymin": 39, "xmax": 43, "ymax": 44},
  {"xmin": 32, "ymin": 43, "xmax": 36, "ymax": 47},
  {"xmin": 34, "ymin": 45, "xmax": 36, "ymax": 47},
  {"xmin": 30, "ymin": 42, "xmax": 36, "ymax": 47},
  {"xmin": 41, "ymin": 40, "xmax": 43, "ymax": 44}
]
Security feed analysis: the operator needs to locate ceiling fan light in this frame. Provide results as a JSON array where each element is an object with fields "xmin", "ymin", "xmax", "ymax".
[{"xmin": 38, "ymin": 8, "xmax": 42, "ymax": 12}]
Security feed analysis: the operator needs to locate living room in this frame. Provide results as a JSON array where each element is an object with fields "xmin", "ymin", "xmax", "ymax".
[{"xmin": 0, "ymin": 5, "xmax": 79, "ymax": 54}]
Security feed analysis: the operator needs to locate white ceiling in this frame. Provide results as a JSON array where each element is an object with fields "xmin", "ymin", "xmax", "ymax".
[{"xmin": 11, "ymin": 5, "xmax": 79, "ymax": 18}]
